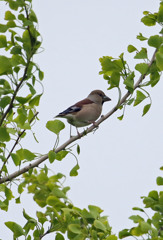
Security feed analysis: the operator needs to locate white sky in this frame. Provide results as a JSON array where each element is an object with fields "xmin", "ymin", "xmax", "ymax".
[{"xmin": 0, "ymin": 0, "xmax": 163, "ymax": 239}]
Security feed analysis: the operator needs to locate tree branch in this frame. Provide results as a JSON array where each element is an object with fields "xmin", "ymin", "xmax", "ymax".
[
  {"xmin": 0, "ymin": 4, "xmax": 35, "ymax": 127},
  {"xmin": 0, "ymin": 49, "xmax": 157, "ymax": 184},
  {"xmin": 0, "ymin": 112, "xmax": 39, "ymax": 177},
  {"xmin": 0, "ymin": 61, "xmax": 31, "ymax": 126}
]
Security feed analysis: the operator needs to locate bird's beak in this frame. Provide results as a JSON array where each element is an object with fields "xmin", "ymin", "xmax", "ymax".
[{"xmin": 103, "ymin": 95, "xmax": 111, "ymax": 102}]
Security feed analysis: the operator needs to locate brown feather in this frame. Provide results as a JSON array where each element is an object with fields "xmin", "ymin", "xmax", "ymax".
[{"xmin": 75, "ymin": 98, "xmax": 94, "ymax": 108}]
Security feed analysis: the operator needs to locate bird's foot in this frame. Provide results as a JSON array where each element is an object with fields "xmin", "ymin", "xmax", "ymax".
[
  {"xmin": 92, "ymin": 121, "xmax": 99, "ymax": 128},
  {"xmin": 91, "ymin": 121, "xmax": 99, "ymax": 134},
  {"xmin": 76, "ymin": 128, "xmax": 82, "ymax": 138}
]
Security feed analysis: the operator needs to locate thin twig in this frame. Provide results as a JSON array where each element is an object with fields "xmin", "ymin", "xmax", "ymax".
[
  {"xmin": 0, "ymin": 49, "xmax": 157, "ymax": 184},
  {"xmin": 40, "ymin": 228, "xmax": 51, "ymax": 239},
  {"xmin": 0, "ymin": 112, "xmax": 39, "ymax": 177},
  {"xmin": 0, "ymin": 62, "xmax": 30, "ymax": 126},
  {"xmin": 0, "ymin": 3, "xmax": 34, "ymax": 127}
]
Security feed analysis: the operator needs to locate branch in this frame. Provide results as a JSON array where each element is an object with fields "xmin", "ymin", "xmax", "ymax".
[
  {"xmin": 39, "ymin": 228, "xmax": 51, "ymax": 239},
  {"xmin": 0, "ymin": 61, "xmax": 31, "ymax": 126},
  {"xmin": 0, "ymin": 112, "xmax": 39, "ymax": 177},
  {"xmin": 0, "ymin": 49, "xmax": 157, "ymax": 184},
  {"xmin": 0, "ymin": 4, "xmax": 35, "ymax": 127}
]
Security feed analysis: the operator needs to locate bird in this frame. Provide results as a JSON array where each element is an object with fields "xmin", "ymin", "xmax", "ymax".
[{"xmin": 55, "ymin": 90, "xmax": 111, "ymax": 135}]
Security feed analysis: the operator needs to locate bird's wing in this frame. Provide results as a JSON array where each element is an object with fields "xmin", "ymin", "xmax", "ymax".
[{"xmin": 58, "ymin": 98, "xmax": 94, "ymax": 116}]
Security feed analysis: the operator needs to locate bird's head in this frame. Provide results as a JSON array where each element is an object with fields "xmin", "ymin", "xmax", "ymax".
[{"xmin": 88, "ymin": 90, "xmax": 111, "ymax": 104}]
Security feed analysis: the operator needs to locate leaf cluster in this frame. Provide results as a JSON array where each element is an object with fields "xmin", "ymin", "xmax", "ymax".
[
  {"xmin": 0, "ymin": 0, "xmax": 44, "ymax": 178},
  {"xmin": 4, "ymin": 167, "xmax": 112, "ymax": 240},
  {"xmin": 99, "ymin": 2, "xmax": 163, "ymax": 119},
  {"xmin": 119, "ymin": 167, "xmax": 163, "ymax": 240}
]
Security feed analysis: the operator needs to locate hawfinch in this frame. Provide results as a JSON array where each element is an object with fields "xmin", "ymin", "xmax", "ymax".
[{"xmin": 56, "ymin": 90, "xmax": 111, "ymax": 131}]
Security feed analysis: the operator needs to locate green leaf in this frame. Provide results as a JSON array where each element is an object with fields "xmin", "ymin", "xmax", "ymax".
[
  {"xmin": 11, "ymin": 153, "xmax": 21, "ymax": 166},
  {"xmin": 68, "ymin": 224, "xmax": 82, "ymax": 234},
  {"xmin": 6, "ymin": 20, "xmax": 16, "ymax": 28},
  {"xmin": 0, "ymin": 127, "xmax": 10, "ymax": 142},
  {"xmin": 156, "ymin": 51, "xmax": 163, "ymax": 70},
  {"xmin": 36, "ymin": 211, "xmax": 47, "ymax": 225},
  {"xmin": 16, "ymin": 148, "xmax": 35, "ymax": 161},
  {"xmin": 0, "ymin": 96, "xmax": 11, "ymax": 108},
  {"xmin": 23, "ymin": 149, "xmax": 36, "ymax": 161},
  {"xmin": 141, "ymin": 14, "xmax": 157, "ymax": 26},
  {"xmin": 117, "ymin": 115, "xmax": 123, "ymax": 121},
  {"xmin": 134, "ymin": 90, "xmax": 146, "ymax": 106},
  {"xmin": 26, "ymin": 83, "xmax": 36, "ymax": 95},
  {"xmin": 119, "ymin": 229, "xmax": 131, "ymax": 239},
  {"xmin": 18, "ymin": 13, "xmax": 25, "ymax": 22},
  {"xmin": 143, "ymin": 11, "xmax": 149, "ymax": 15},
  {"xmin": 134, "ymin": 48, "xmax": 147, "ymax": 59},
  {"xmin": 77, "ymin": 144, "xmax": 80, "ymax": 154},
  {"xmin": 110, "ymin": 72, "xmax": 120, "ymax": 87},
  {"xmin": 150, "ymin": 71, "xmax": 160, "ymax": 87},
  {"xmin": 148, "ymin": 190, "xmax": 158, "ymax": 200},
  {"xmin": 99, "ymin": 56, "xmax": 122, "ymax": 74},
  {"xmin": 48, "ymin": 150, "xmax": 56, "ymax": 163},
  {"xmin": 11, "ymin": 46, "xmax": 22, "ymax": 54},
  {"xmin": 142, "ymin": 104, "xmax": 151, "ymax": 116},
  {"xmin": 158, "ymin": 2, "xmax": 163, "ymax": 23},
  {"xmin": 18, "ymin": 183, "xmax": 25, "ymax": 194},
  {"xmin": 9, "ymin": 1, "xmax": 20, "ymax": 10},
  {"xmin": 135, "ymin": 63, "xmax": 148, "ymax": 75},
  {"xmin": 94, "ymin": 220, "xmax": 106, "ymax": 232},
  {"xmin": 28, "ymin": 109, "xmax": 35, "ymax": 123},
  {"xmin": 127, "ymin": 98, "xmax": 134, "ymax": 105},
  {"xmin": 7, "ymin": 128, "xmax": 16, "ymax": 135},
  {"xmin": 156, "ymin": 176, "xmax": 163, "ymax": 186},
  {"xmin": 16, "ymin": 94, "xmax": 32, "ymax": 104},
  {"xmin": 22, "ymin": 30, "xmax": 31, "ymax": 54},
  {"xmin": 140, "ymin": 221, "xmax": 151, "ymax": 233},
  {"xmin": 0, "ymin": 56, "xmax": 12, "ymax": 74},
  {"xmin": 5, "ymin": 11, "xmax": 16, "ymax": 20},
  {"xmin": 15, "ymin": 197, "xmax": 20, "ymax": 204},
  {"xmin": 124, "ymin": 71, "xmax": 135, "ymax": 93},
  {"xmin": 55, "ymin": 233, "xmax": 65, "ymax": 240},
  {"xmin": 148, "ymin": 35, "xmax": 163, "ymax": 49},
  {"xmin": 159, "ymin": 166, "xmax": 163, "ymax": 171},
  {"xmin": 10, "ymin": 55, "xmax": 25, "ymax": 66},
  {"xmin": 23, "ymin": 209, "xmax": 37, "ymax": 224},
  {"xmin": 29, "ymin": 10, "xmax": 38, "ymax": 23},
  {"xmin": 5, "ymin": 186, "xmax": 14, "ymax": 200},
  {"xmin": 5, "ymin": 222, "xmax": 25, "ymax": 237},
  {"xmin": 0, "ymin": 200, "xmax": 8, "ymax": 210},
  {"xmin": 130, "ymin": 226, "xmax": 142, "ymax": 236},
  {"xmin": 132, "ymin": 207, "xmax": 144, "ymax": 212},
  {"xmin": 70, "ymin": 164, "xmax": 80, "ymax": 176},
  {"xmin": 46, "ymin": 120, "xmax": 65, "ymax": 135},
  {"xmin": 56, "ymin": 150, "xmax": 68, "ymax": 161},
  {"xmin": 0, "ymin": 35, "xmax": 7, "ymax": 48},
  {"xmin": 88, "ymin": 205, "xmax": 103, "ymax": 218},
  {"xmin": 127, "ymin": 45, "xmax": 137, "ymax": 53},
  {"xmin": 106, "ymin": 235, "xmax": 117, "ymax": 240},
  {"xmin": 29, "ymin": 94, "xmax": 42, "ymax": 107},
  {"xmin": 129, "ymin": 215, "xmax": 144, "ymax": 223},
  {"xmin": 136, "ymin": 33, "xmax": 148, "ymax": 41},
  {"xmin": 46, "ymin": 195, "xmax": 64, "ymax": 208},
  {"xmin": 23, "ymin": 20, "xmax": 33, "ymax": 27},
  {"xmin": 38, "ymin": 70, "xmax": 44, "ymax": 80},
  {"xmin": 14, "ymin": 107, "xmax": 27, "ymax": 126},
  {"xmin": 0, "ymin": 24, "xmax": 8, "ymax": 33}
]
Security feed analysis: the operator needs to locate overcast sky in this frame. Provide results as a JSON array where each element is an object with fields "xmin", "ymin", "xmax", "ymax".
[{"xmin": 1, "ymin": 0, "xmax": 162, "ymax": 239}]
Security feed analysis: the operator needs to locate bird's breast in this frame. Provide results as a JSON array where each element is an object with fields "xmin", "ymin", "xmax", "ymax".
[{"xmin": 75, "ymin": 103, "xmax": 102, "ymax": 122}]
